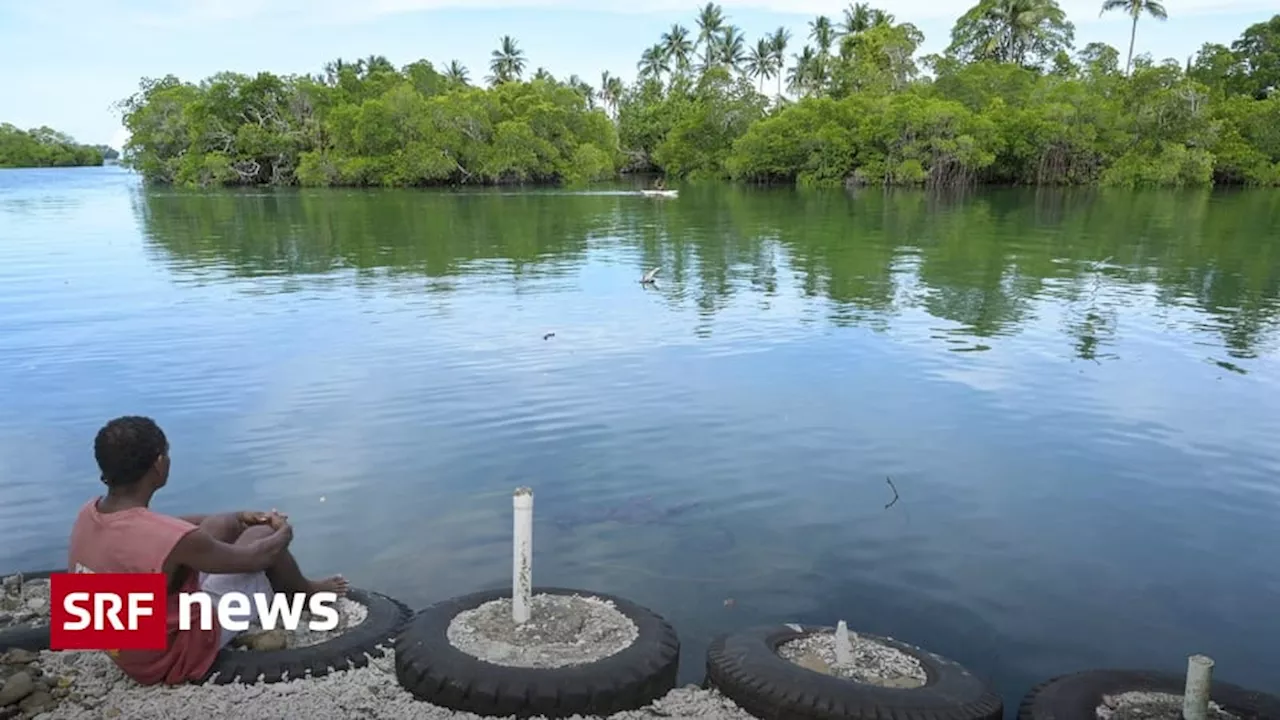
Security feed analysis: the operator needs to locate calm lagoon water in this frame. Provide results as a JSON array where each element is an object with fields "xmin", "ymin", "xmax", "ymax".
[{"xmin": 2, "ymin": 166, "xmax": 1279, "ymax": 712}]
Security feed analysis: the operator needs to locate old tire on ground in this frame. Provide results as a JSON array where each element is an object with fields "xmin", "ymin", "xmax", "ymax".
[
  {"xmin": 200, "ymin": 587, "xmax": 411, "ymax": 684},
  {"xmin": 1018, "ymin": 669, "xmax": 1280, "ymax": 720},
  {"xmin": 395, "ymin": 586, "xmax": 680, "ymax": 718},
  {"xmin": 0, "ymin": 569, "xmax": 58, "ymax": 652},
  {"xmin": 706, "ymin": 624, "xmax": 1003, "ymax": 720}
]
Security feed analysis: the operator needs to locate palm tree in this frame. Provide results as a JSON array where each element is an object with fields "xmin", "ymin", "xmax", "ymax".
[
  {"xmin": 1100, "ymin": 0, "xmax": 1168, "ymax": 75},
  {"xmin": 788, "ymin": 46, "xmax": 819, "ymax": 96},
  {"xmin": 360, "ymin": 55, "xmax": 395, "ymax": 77},
  {"xmin": 638, "ymin": 44, "xmax": 671, "ymax": 83},
  {"xmin": 488, "ymin": 35, "xmax": 526, "ymax": 85},
  {"xmin": 598, "ymin": 71, "xmax": 614, "ymax": 112},
  {"xmin": 809, "ymin": 15, "xmax": 835, "ymax": 55},
  {"xmin": 718, "ymin": 26, "xmax": 747, "ymax": 71},
  {"xmin": 533, "ymin": 67, "xmax": 554, "ymax": 81},
  {"xmin": 695, "ymin": 2, "xmax": 726, "ymax": 70},
  {"xmin": 597, "ymin": 72, "xmax": 624, "ymax": 118},
  {"xmin": 322, "ymin": 58, "xmax": 350, "ymax": 85},
  {"xmin": 661, "ymin": 24, "xmax": 694, "ymax": 74},
  {"xmin": 745, "ymin": 38, "xmax": 774, "ymax": 92},
  {"xmin": 839, "ymin": 2, "xmax": 872, "ymax": 35},
  {"xmin": 953, "ymin": 0, "xmax": 1073, "ymax": 67},
  {"xmin": 607, "ymin": 75, "xmax": 624, "ymax": 107},
  {"xmin": 444, "ymin": 60, "xmax": 469, "ymax": 86},
  {"xmin": 769, "ymin": 27, "xmax": 790, "ymax": 98},
  {"xmin": 567, "ymin": 74, "xmax": 595, "ymax": 108}
]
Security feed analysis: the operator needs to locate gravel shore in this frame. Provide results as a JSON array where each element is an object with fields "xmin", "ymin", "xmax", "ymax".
[
  {"xmin": 3, "ymin": 647, "xmax": 754, "ymax": 720},
  {"xmin": 2, "ymin": 576, "xmax": 753, "ymax": 719}
]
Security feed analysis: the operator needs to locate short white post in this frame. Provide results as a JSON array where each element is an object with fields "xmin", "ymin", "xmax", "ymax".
[
  {"xmin": 512, "ymin": 487, "xmax": 534, "ymax": 625},
  {"xmin": 1183, "ymin": 654, "xmax": 1213, "ymax": 720},
  {"xmin": 834, "ymin": 620, "xmax": 853, "ymax": 665}
]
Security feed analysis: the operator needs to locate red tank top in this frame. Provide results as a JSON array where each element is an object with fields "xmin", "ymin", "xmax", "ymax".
[{"xmin": 66, "ymin": 498, "xmax": 221, "ymax": 685}]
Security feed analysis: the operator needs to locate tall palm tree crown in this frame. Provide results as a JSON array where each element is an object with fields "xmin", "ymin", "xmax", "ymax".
[
  {"xmin": 1100, "ymin": 0, "xmax": 1168, "ymax": 75},
  {"xmin": 769, "ymin": 27, "xmax": 790, "ymax": 98},
  {"xmin": 840, "ymin": 2, "xmax": 872, "ymax": 35},
  {"xmin": 661, "ymin": 24, "xmax": 694, "ymax": 73},
  {"xmin": 950, "ymin": 0, "xmax": 1073, "ymax": 67},
  {"xmin": 810, "ymin": 15, "xmax": 835, "ymax": 54},
  {"xmin": 488, "ymin": 35, "xmax": 526, "ymax": 85},
  {"xmin": 746, "ymin": 38, "xmax": 774, "ymax": 92},
  {"xmin": 719, "ymin": 26, "xmax": 747, "ymax": 70},
  {"xmin": 444, "ymin": 60, "xmax": 469, "ymax": 86},
  {"xmin": 695, "ymin": 3, "xmax": 726, "ymax": 70},
  {"xmin": 638, "ymin": 44, "xmax": 671, "ymax": 82}
]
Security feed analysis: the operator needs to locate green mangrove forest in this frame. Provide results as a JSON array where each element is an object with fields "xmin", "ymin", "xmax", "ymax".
[
  {"xmin": 117, "ymin": 1, "xmax": 1280, "ymax": 189},
  {"xmin": 0, "ymin": 124, "xmax": 116, "ymax": 169}
]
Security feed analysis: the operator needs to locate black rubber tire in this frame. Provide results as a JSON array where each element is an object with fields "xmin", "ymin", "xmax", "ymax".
[
  {"xmin": 706, "ymin": 624, "xmax": 1003, "ymax": 720},
  {"xmin": 200, "ymin": 588, "xmax": 412, "ymax": 685},
  {"xmin": 0, "ymin": 569, "xmax": 58, "ymax": 652},
  {"xmin": 394, "ymin": 586, "xmax": 680, "ymax": 718},
  {"xmin": 1018, "ymin": 669, "xmax": 1280, "ymax": 720}
]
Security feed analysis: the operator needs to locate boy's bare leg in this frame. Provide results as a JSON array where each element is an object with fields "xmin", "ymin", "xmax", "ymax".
[{"xmin": 234, "ymin": 524, "xmax": 349, "ymax": 599}]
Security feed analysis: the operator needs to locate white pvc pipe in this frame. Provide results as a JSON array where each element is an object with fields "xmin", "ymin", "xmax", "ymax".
[
  {"xmin": 512, "ymin": 487, "xmax": 534, "ymax": 624},
  {"xmin": 1183, "ymin": 654, "xmax": 1214, "ymax": 720},
  {"xmin": 834, "ymin": 620, "xmax": 853, "ymax": 665}
]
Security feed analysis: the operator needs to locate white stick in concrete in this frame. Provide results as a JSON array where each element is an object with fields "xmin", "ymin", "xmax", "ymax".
[
  {"xmin": 512, "ymin": 487, "xmax": 534, "ymax": 625},
  {"xmin": 834, "ymin": 620, "xmax": 853, "ymax": 665},
  {"xmin": 1183, "ymin": 654, "xmax": 1214, "ymax": 720}
]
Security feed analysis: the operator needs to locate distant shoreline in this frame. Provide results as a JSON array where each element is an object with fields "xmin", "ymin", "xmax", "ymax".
[{"xmin": 0, "ymin": 123, "xmax": 119, "ymax": 170}]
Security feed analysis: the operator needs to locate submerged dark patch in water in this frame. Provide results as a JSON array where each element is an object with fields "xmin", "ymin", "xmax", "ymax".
[
  {"xmin": 1212, "ymin": 358, "xmax": 1247, "ymax": 375},
  {"xmin": 549, "ymin": 496, "xmax": 706, "ymax": 529},
  {"xmin": 548, "ymin": 496, "xmax": 736, "ymax": 553}
]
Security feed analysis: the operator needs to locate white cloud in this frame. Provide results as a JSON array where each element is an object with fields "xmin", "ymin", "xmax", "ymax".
[
  {"xmin": 414, "ymin": 0, "xmax": 1264, "ymax": 20},
  {"xmin": 359, "ymin": 0, "xmax": 1278, "ymax": 19},
  {"xmin": 60, "ymin": 0, "xmax": 1280, "ymax": 28}
]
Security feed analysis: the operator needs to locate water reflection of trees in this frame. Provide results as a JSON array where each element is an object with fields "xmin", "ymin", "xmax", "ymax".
[{"xmin": 137, "ymin": 185, "xmax": 1280, "ymax": 360}]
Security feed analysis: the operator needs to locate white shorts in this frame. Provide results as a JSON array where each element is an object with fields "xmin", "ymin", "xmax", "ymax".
[{"xmin": 198, "ymin": 571, "xmax": 274, "ymax": 648}]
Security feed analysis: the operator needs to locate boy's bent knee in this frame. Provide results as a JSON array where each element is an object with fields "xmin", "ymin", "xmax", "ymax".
[
  {"xmin": 199, "ymin": 515, "xmax": 244, "ymax": 544},
  {"xmin": 235, "ymin": 523, "xmax": 276, "ymax": 544}
]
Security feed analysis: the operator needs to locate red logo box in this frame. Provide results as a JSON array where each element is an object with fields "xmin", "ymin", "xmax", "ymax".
[{"xmin": 49, "ymin": 572, "xmax": 168, "ymax": 651}]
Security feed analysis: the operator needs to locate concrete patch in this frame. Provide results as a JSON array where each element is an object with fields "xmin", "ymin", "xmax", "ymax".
[
  {"xmin": 447, "ymin": 593, "xmax": 638, "ymax": 668},
  {"xmin": 1096, "ymin": 691, "xmax": 1239, "ymax": 720},
  {"xmin": 777, "ymin": 631, "xmax": 927, "ymax": 688},
  {"xmin": 229, "ymin": 596, "xmax": 369, "ymax": 651}
]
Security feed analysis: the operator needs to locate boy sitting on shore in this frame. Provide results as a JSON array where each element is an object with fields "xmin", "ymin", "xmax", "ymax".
[{"xmin": 67, "ymin": 415, "xmax": 349, "ymax": 685}]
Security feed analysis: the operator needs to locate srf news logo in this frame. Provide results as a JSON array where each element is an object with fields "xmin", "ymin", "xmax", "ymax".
[
  {"xmin": 49, "ymin": 573, "xmax": 339, "ymax": 651},
  {"xmin": 50, "ymin": 573, "xmax": 167, "ymax": 650}
]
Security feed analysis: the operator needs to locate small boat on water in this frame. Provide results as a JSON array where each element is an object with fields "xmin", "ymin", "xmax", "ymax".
[{"xmin": 640, "ymin": 189, "xmax": 678, "ymax": 198}]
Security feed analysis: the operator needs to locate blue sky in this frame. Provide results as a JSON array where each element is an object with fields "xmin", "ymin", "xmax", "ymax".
[{"xmin": 1, "ymin": 0, "xmax": 1274, "ymax": 149}]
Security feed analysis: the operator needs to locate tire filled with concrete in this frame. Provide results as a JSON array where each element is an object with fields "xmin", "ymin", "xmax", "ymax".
[
  {"xmin": 0, "ymin": 571, "xmax": 57, "ymax": 653},
  {"xmin": 199, "ymin": 587, "xmax": 412, "ymax": 685},
  {"xmin": 706, "ymin": 622, "xmax": 1003, "ymax": 720},
  {"xmin": 395, "ymin": 487, "xmax": 679, "ymax": 717},
  {"xmin": 1019, "ymin": 666, "xmax": 1280, "ymax": 720},
  {"xmin": 394, "ymin": 586, "xmax": 680, "ymax": 718}
]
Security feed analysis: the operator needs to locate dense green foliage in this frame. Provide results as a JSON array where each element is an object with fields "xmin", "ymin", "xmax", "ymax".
[
  {"xmin": 118, "ymin": 53, "xmax": 618, "ymax": 188},
  {"xmin": 0, "ymin": 124, "xmax": 110, "ymax": 168},
  {"xmin": 118, "ymin": 3, "xmax": 1280, "ymax": 188}
]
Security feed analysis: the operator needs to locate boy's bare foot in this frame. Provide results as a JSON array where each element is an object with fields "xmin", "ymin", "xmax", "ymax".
[{"xmin": 308, "ymin": 575, "xmax": 349, "ymax": 597}]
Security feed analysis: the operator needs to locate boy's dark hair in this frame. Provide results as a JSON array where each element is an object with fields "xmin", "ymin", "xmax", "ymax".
[{"xmin": 94, "ymin": 416, "xmax": 168, "ymax": 487}]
